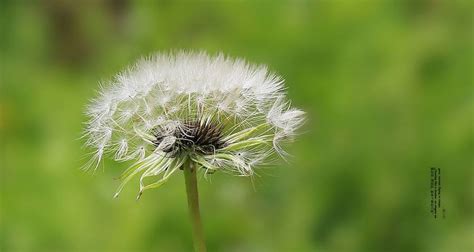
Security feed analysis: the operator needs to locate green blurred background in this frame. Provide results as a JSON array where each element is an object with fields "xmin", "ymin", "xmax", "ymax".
[{"xmin": 1, "ymin": 1, "xmax": 473, "ymax": 251}]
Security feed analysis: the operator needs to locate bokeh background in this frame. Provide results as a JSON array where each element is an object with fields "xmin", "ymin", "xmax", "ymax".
[{"xmin": 1, "ymin": 1, "xmax": 473, "ymax": 251}]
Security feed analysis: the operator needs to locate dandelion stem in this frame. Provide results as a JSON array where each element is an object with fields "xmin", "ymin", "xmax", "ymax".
[{"xmin": 184, "ymin": 160, "xmax": 207, "ymax": 252}]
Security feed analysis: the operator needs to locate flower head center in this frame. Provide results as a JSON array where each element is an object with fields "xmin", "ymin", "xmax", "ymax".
[{"xmin": 152, "ymin": 120, "xmax": 227, "ymax": 156}]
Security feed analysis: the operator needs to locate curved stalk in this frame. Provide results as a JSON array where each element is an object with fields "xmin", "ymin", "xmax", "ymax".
[{"xmin": 184, "ymin": 161, "xmax": 207, "ymax": 252}]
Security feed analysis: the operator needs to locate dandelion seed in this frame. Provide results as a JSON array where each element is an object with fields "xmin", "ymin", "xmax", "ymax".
[{"xmin": 84, "ymin": 50, "xmax": 305, "ymax": 196}]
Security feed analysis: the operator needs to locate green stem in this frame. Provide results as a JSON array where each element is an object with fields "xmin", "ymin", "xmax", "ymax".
[{"xmin": 184, "ymin": 160, "xmax": 207, "ymax": 252}]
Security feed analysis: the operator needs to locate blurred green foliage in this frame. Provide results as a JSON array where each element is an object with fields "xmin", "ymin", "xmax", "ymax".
[{"xmin": 1, "ymin": 1, "xmax": 473, "ymax": 251}]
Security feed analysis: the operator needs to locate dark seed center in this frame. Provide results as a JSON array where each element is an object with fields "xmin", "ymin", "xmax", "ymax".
[{"xmin": 152, "ymin": 120, "xmax": 226, "ymax": 156}]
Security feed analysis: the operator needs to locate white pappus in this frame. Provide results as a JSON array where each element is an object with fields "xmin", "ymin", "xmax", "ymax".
[{"xmin": 83, "ymin": 51, "xmax": 305, "ymax": 198}]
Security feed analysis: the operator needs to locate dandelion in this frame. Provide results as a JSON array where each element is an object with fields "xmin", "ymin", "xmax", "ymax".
[{"xmin": 83, "ymin": 51, "xmax": 305, "ymax": 251}]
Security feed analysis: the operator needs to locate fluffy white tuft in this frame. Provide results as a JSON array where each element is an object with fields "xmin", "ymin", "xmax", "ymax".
[{"xmin": 83, "ymin": 51, "xmax": 305, "ymax": 197}]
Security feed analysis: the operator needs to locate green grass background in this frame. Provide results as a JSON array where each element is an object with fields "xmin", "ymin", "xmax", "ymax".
[{"xmin": 1, "ymin": 1, "xmax": 473, "ymax": 251}]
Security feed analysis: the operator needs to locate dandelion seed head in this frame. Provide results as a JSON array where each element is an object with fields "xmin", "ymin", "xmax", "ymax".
[{"xmin": 83, "ymin": 51, "xmax": 305, "ymax": 197}]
